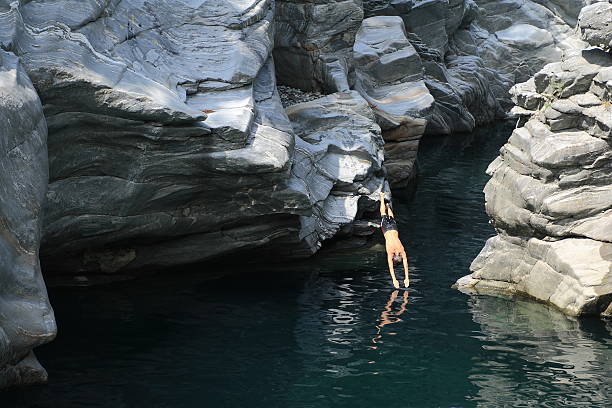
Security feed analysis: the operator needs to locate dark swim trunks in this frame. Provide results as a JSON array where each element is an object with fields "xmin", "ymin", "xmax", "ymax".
[{"xmin": 381, "ymin": 215, "xmax": 398, "ymax": 233}]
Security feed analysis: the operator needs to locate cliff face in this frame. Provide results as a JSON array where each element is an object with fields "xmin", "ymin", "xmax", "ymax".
[
  {"xmin": 456, "ymin": 2, "xmax": 612, "ymax": 318},
  {"xmin": 0, "ymin": 0, "xmax": 605, "ymax": 388},
  {"xmin": 275, "ymin": 0, "xmax": 591, "ymax": 186},
  {"xmin": 0, "ymin": 50, "xmax": 56, "ymax": 388},
  {"xmin": 0, "ymin": 1, "xmax": 385, "ymax": 275}
]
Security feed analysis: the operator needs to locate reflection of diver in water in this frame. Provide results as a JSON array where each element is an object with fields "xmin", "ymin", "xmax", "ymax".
[{"xmin": 370, "ymin": 290, "xmax": 409, "ymax": 349}]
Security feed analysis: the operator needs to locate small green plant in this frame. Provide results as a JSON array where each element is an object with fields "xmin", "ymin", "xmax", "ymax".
[{"xmin": 538, "ymin": 76, "xmax": 566, "ymax": 112}]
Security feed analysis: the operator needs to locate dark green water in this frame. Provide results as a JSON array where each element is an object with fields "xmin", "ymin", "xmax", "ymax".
[{"xmin": 5, "ymin": 121, "xmax": 611, "ymax": 407}]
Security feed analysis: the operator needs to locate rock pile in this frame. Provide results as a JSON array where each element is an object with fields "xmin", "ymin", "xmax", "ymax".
[{"xmin": 455, "ymin": 3, "xmax": 612, "ymax": 317}]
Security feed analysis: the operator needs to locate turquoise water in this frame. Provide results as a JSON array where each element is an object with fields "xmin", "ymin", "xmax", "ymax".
[{"xmin": 4, "ymin": 121, "xmax": 611, "ymax": 407}]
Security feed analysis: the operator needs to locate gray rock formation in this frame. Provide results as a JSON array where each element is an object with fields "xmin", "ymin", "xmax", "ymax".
[
  {"xmin": 452, "ymin": 0, "xmax": 588, "ymax": 85},
  {"xmin": 1, "ymin": 0, "xmax": 608, "ymax": 388},
  {"xmin": 578, "ymin": 1, "xmax": 612, "ymax": 51},
  {"xmin": 286, "ymin": 91, "xmax": 386, "ymax": 251},
  {"xmin": 363, "ymin": 0, "xmax": 476, "ymax": 55},
  {"xmin": 273, "ymin": 0, "xmax": 363, "ymax": 92},
  {"xmin": 0, "ymin": 0, "xmax": 386, "ymax": 387},
  {"xmin": 0, "ymin": 1, "xmax": 386, "ymax": 275},
  {"xmin": 0, "ymin": 50, "xmax": 56, "ymax": 388},
  {"xmin": 456, "ymin": 41, "xmax": 612, "ymax": 316},
  {"xmin": 272, "ymin": 0, "xmax": 592, "ymax": 186},
  {"xmin": 352, "ymin": 16, "xmax": 434, "ymax": 186},
  {"xmin": 362, "ymin": 0, "xmax": 509, "ymax": 134}
]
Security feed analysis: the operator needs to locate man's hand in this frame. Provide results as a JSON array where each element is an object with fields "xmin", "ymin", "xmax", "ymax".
[
  {"xmin": 403, "ymin": 278, "xmax": 410, "ymax": 288},
  {"xmin": 392, "ymin": 278, "xmax": 399, "ymax": 289},
  {"xmin": 379, "ymin": 191, "xmax": 385, "ymax": 201}
]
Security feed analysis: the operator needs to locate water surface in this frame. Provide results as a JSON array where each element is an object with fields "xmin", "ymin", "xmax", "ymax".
[{"xmin": 5, "ymin": 121, "xmax": 611, "ymax": 407}]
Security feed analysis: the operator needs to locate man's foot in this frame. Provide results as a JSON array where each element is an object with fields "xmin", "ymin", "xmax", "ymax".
[
  {"xmin": 392, "ymin": 279, "xmax": 399, "ymax": 289},
  {"xmin": 403, "ymin": 279, "xmax": 410, "ymax": 288}
]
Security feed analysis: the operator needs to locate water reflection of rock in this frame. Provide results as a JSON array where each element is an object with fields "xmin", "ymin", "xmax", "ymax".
[{"xmin": 466, "ymin": 295, "xmax": 612, "ymax": 407}]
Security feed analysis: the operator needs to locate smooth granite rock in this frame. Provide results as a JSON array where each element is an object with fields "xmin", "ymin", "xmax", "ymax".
[
  {"xmin": 0, "ymin": 50, "xmax": 56, "ymax": 388},
  {"xmin": 456, "ymin": 42, "xmax": 612, "ymax": 317},
  {"xmin": 274, "ymin": 0, "xmax": 589, "ymax": 136},
  {"xmin": 363, "ymin": 0, "xmax": 475, "ymax": 55},
  {"xmin": 359, "ymin": 1, "xmax": 509, "ymax": 134},
  {"xmin": 495, "ymin": 23, "xmax": 554, "ymax": 50}
]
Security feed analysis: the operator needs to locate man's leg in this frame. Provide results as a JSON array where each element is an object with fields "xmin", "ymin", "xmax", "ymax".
[{"xmin": 379, "ymin": 192, "xmax": 387, "ymax": 216}]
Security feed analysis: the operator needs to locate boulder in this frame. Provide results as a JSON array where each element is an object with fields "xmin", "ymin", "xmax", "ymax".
[{"xmin": 495, "ymin": 24, "xmax": 554, "ymax": 50}]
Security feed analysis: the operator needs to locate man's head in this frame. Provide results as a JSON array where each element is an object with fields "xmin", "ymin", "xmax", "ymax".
[{"xmin": 392, "ymin": 254, "xmax": 403, "ymax": 264}]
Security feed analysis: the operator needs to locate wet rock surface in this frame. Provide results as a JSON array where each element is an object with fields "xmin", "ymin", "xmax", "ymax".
[{"xmin": 456, "ymin": 44, "xmax": 612, "ymax": 317}]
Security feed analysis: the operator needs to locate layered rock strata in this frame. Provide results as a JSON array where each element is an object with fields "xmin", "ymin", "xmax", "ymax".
[
  {"xmin": 0, "ymin": 1, "xmax": 385, "ymax": 274},
  {"xmin": 0, "ymin": 51, "xmax": 56, "ymax": 388},
  {"xmin": 273, "ymin": 0, "xmax": 363, "ymax": 92},
  {"xmin": 273, "ymin": 1, "xmax": 594, "ymax": 185},
  {"xmin": 1, "ymin": 0, "xmax": 608, "ymax": 388},
  {"xmin": 352, "ymin": 16, "xmax": 434, "ymax": 186},
  {"xmin": 456, "ymin": 8, "xmax": 612, "ymax": 317}
]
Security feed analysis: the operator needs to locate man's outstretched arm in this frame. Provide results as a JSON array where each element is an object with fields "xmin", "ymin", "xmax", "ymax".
[
  {"xmin": 402, "ymin": 252, "xmax": 410, "ymax": 287},
  {"xmin": 387, "ymin": 255, "xmax": 399, "ymax": 288}
]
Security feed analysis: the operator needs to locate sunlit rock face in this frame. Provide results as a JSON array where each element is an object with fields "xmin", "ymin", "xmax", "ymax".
[
  {"xmin": 0, "ymin": 1, "xmax": 385, "ymax": 276},
  {"xmin": 353, "ymin": 16, "xmax": 434, "ymax": 187},
  {"xmin": 362, "ymin": 0, "xmax": 508, "ymax": 135},
  {"xmin": 0, "ymin": 50, "xmax": 56, "ymax": 388},
  {"xmin": 273, "ymin": 0, "xmax": 593, "ymax": 185},
  {"xmin": 456, "ymin": 25, "xmax": 612, "ymax": 317},
  {"xmin": 286, "ymin": 91, "xmax": 386, "ymax": 251},
  {"xmin": 453, "ymin": 0, "xmax": 588, "ymax": 85}
]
